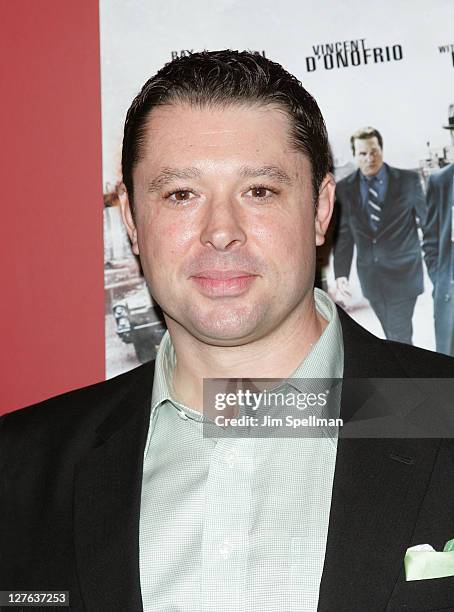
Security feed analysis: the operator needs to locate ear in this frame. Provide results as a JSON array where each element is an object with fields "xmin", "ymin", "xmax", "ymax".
[
  {"xmin": 314, "ymin": 173, "xmax": 335, "ymax": 247},
  {"xmin": 118, "ymin": 183, "xmax": 139, "ymax": 255}
]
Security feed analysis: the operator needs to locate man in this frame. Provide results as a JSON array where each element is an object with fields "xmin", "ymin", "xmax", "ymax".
[
  {"xmin": 1, "ymin": 51, "xmax": 454, "ymax": 612},
  {"xmin": 423, "ymin": 105, "xmax": 454, "ymax": 356},
  {"xmin": 333, "ymin": 127, "xmax": 426, "ymax": 344}
]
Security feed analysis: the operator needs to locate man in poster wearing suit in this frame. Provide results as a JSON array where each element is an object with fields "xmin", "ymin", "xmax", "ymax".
[
  {"xmin": 333, "ymin": 127, "xmax": 426, "ymax": 344},
  {"xmin": 1, "ymin": 52, "xmax": 454, "ymax": 612},
  {"xmin": 423, "ymin": 105, "xmax": 454, "ymax": 356}
]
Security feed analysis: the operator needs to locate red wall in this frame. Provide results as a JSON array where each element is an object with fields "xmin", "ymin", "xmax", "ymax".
[{"xmin": 0, "ymin": 1, "xmax": 105, "ymax": 414}]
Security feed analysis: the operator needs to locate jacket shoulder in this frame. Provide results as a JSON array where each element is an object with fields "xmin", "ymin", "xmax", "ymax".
[
  {"xmin": 337, "ymin": 306, "xmax": 454, "ymax": 377},
  {"xmin": 0, "ymin": 362, "xmax": 154, "ymax": 439},
  {"xmin": 336, "ymin": 171, "xmax": 357, "ymax": 190},
  {"xmin": 385, "ymin": 340, "xmax": 454, "ymax": 377},
  {"xmin": 387, "ymin": 165, "xmax": 420, "ymax": 182},
  {"xmin": 428, "ymin": 163, "xmax": 454, "ymax": 187}
]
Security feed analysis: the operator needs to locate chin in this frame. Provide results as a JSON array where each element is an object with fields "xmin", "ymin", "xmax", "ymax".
[{"xmin": 185, "ymin": 304, "xmax": 269, "ymax": 345}]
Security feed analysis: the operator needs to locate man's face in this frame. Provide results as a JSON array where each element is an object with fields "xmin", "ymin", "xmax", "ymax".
[
  {"xmin": 120, "ymin": 102, "xmax": 334, "ymax": 346},
  {"xmin": 354, "ymin": 136, "xmax": 384, "ymax": 177}
]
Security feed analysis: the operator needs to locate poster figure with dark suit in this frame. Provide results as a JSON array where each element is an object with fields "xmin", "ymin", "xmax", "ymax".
[
  {"xmin": 333, "ymin": 127, "xmax": 426, "ymax": 344},
  {"xmin": 423, "ymin": 105, "xmax": 454, "ymax": 356}
]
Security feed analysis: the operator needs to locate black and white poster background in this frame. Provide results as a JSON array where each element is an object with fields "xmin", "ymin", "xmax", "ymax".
[{"xmin": 100, "ymin": 0, "xmax": 454, "ymax": 377}]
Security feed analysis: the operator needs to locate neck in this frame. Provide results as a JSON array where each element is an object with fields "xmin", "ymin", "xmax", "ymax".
[{"xmin": 167, "ymin": 294, "xmax": 327, "ymax": 413}]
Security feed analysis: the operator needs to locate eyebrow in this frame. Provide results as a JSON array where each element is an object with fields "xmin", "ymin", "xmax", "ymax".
[
  {"xmin": 147, "ymin": 167, "xmax": 202, "ymax": 193},
  {"xmin": 239, "ymin": 165, "xmax": 293, "ymax": 185},
  {"xmin": 146, "ymin": 164, "xmax": 293, "ymax": 193}
]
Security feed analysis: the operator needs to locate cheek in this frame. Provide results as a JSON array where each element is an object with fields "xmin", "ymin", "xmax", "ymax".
[
  {"xmin": 139, "ymin": 212, "xmax": 195, "ymax": 267},
  {"xmin": 255, "ymin": 213, "xmax": 314, "ymax": 272}
]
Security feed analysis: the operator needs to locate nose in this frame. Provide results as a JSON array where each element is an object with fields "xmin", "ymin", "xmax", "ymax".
[{"xmin": 199, "ymin": 197, "xmax": 247, "ymax": 251}]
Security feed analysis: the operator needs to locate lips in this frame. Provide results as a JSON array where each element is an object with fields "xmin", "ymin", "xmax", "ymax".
[
  {"xmin": 190, "ymin": 270, "xmax": 258, "ymax": 297},
  {"xmin": 192, "ymin": 270, "xmax": 255, "ymax": 280}
]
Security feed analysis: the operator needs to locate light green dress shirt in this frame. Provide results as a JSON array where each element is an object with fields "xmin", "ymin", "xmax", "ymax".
[{"xmin": 139, "ymin": 288, "xmax": 344, "ymax": 611}]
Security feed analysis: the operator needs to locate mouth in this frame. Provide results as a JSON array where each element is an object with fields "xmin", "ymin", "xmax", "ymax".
[{"xmin": 190, "ymin": 270, "xmax": 258, "ymax": 297}]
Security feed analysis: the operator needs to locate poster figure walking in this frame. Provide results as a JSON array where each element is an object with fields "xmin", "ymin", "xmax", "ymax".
[
  {"xmin": 423, "ymin": 105, "xmax": 454, "ymax": 356},
  {"xmin": 333, "ymin": 127, "xmax": 426, "ymax": 344}
]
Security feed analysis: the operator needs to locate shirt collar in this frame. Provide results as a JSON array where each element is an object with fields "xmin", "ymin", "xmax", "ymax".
[
  {"xmin": 288, "ymin": 288, "xmax": 343, "ymax": 382},
  {"xmin": 151, "ymin": 329, "xmax": 206, "ymax": 421},
  {"xmin": 267, "ymin": 288, "xmax": 344, "ymax": 443}
]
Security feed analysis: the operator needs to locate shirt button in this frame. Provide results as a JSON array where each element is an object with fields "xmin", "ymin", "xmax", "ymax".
[
  {"xmin": 373, "ymin": 257, "xmax": 378, "ymax": 263},
  {"xmin": 372, "ymin": 238, "xmax": 377, "ymax": 244},
  {"xmin": 219, "ymin": 540, "xmax": 233, "ymax": 559},
  {"xmin": 224, "ymin": 450, "xmax": 237, "ymax": 466}
]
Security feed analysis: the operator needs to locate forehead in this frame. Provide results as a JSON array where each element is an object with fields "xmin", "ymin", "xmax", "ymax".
[
  {"xmin": 355, "ymin": 136, "xmax": 381, "ymax": 151},
  {"xmin": 136, "ymin": 102, "xmax": 305, "ymax": 174}
]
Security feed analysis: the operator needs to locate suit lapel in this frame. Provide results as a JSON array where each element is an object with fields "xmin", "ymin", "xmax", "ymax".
[
  {"xmin": 74, "ymin": 361, "xmax": 155, "ymax": 612},
  {"xmin": 378, "ymin": 164, "xmax": 398, "ymax": 229},
  {"xmin": 348, "ymin": 171, "xmax": 370, "ymax": 231},
  {"xmin": 347, "ymin": 170, "xmax": 368, "ymax": 226},
  {"xmin": 317, "ymin": 308, "xmax": 441, "ymax": 611}
]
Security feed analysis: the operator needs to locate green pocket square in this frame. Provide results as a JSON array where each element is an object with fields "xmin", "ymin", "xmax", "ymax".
[{"xmin": 405, "ymin": 539, "xmax": 454, "ymax": 581}]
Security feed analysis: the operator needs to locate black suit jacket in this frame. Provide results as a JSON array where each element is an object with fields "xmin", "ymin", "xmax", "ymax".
[
  {"xmin": 333, "ymin": 164, "xmax": 426, "ymax": 303},
  {"xmin": 1, "ymin": 308, "xmax": 454, "ymax": 612}
]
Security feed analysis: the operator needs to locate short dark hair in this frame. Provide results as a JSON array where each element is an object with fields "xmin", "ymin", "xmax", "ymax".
[
  {"xmin": 121, "ymin": 49, "xmax": 333, "ymax": 212},
  {"xmin": 350, "ymin": 127, "xmax": 383, "ymax": 155}
]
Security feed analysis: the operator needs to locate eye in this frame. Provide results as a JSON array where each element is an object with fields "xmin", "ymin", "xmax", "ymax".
[
  {"xmin": 165, "ymin": 189, "xmax": 196, "ymax": 204},
  {"xmin": 245, "ymin": 185, "xmax": 276, "ymax": 200}
]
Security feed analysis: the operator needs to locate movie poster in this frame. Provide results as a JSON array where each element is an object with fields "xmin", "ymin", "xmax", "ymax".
[{"xmin": 99, "ymin": 0, "xmax": 454, "ymax": 377}]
